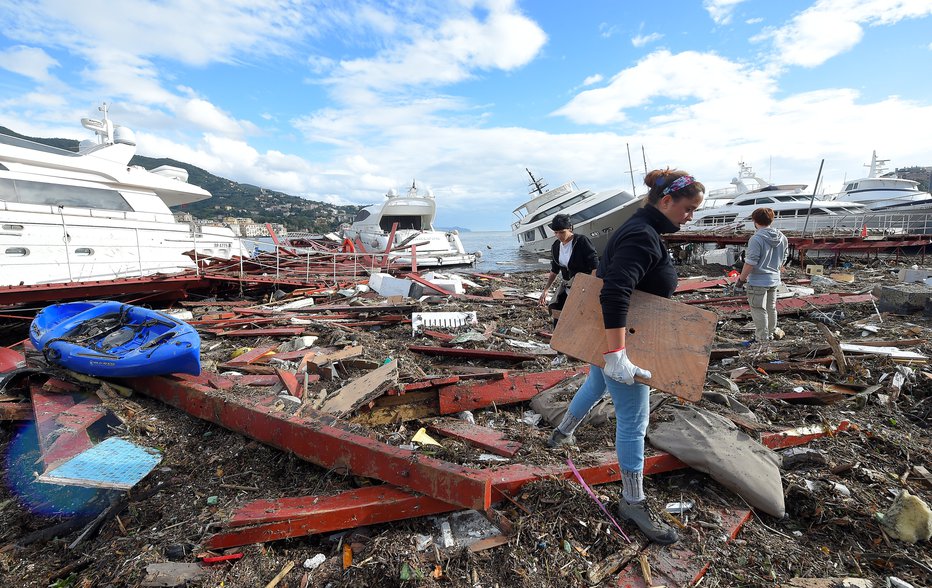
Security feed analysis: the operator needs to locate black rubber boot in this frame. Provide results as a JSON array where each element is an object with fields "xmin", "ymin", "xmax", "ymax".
[{"xmin": 617, "ymin": 499, "xmax": 679, "ymax": 545}]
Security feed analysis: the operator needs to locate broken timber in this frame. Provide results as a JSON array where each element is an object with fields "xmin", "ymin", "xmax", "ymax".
[{"xmin": 204, "ymin": 422, "xmax": 849, "ymax": 549}]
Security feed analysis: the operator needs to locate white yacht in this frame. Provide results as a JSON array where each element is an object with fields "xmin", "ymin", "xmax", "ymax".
[
  {"xmin": 511, "ymin": 169, "xmax": 642, "ymax": 255},
  {"xmin": 829, "ymin": 151, "xmax": 932, "ymax": 213},
  {"xmin": 0, "ymin": 104, "xmax": 245, "ymax": 286},
  {"xmin": 684, "ymin": 162, "xmax": 869, "ymax": 233},
  {"xmin": 343, "ymin": 180, "xmax": 477, "ymax": 268}
]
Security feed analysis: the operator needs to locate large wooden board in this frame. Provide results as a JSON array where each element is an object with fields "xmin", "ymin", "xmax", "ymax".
[{"xmin": 550, "ymin": 273, "xmax": 716, "ymax": 401}]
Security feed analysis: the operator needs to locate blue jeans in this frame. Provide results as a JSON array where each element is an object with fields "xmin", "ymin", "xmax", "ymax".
[{"xmin": 565, "ymin": 364, "xmax": 649, "ymax": 471}]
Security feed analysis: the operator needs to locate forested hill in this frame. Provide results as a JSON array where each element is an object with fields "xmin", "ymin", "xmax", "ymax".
[{"xmin": 0, "ymin": 126, "xmax": 360, "ymax": 232}]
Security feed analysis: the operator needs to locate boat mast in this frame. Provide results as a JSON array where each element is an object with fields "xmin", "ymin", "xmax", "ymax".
[
  {"xmin": 626, "ymin": 143, "xmax": 637, "ymax": 197},
  {"xmin": 801, "ymin": 159, "xmax": 825, "ymax": 239},
  {"xmin": 526, "ymin": 168, "xmax": 547, "ymax": 195}
]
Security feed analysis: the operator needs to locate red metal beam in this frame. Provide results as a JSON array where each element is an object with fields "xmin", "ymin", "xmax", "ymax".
[{"xmin": 127, "ymin": 375, "xmax": 492, "ymax": 512}]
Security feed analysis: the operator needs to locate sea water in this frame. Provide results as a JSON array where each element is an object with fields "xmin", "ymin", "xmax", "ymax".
[{"xmin": 458, "ymin": 231, "xmax": 548, "ymax": 273}]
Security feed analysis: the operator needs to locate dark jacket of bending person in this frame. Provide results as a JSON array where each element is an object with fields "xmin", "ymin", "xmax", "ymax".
[{"xmin": 538, "ymin": 213, "xmax": 598, "ymax": 316}]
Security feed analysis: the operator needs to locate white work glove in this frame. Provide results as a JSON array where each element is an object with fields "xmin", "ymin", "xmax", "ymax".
[{"xmin": 603, "ymin": 347, "xmax": 651, "ymax": 385}]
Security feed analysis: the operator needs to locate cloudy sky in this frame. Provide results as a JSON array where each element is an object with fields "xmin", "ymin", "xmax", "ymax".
[{"xmin": 1, "ymin": 0, "xmax": 931, "ymax": 230}]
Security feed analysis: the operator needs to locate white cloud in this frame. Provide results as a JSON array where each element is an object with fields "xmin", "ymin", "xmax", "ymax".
[
  {"xmin": 763, "ymin": 0, "xmax": 932, "ymax": 67},
  {"xmin": 325, "ymin": 5, "xmax": 546, "ymax": 94},
  {"xmin": 703, "ymin": 0, "xmax": 747, "ymax": 25},
  {"xmin": 631, "ymin": 32, "xmax": 662, "ymax": 48},
  {"xmin": 582, "ymin": 74, "xmax": 603, "ymax": 86},
  {"xmin": 0, "ymin": 45, "xmax": 59, "ymax": 81},
  {"xmin": 552, "ymin": 50, "xmax": 774, "ymax": 125}
]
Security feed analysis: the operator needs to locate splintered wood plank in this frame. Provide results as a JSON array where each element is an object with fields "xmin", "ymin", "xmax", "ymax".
[
  {"xmin": 615, "ymin": 508, "xmax": 752, "ymax": 587},
  {"xmin": 815, "ymin": 322, "xmax": 847, "ymax": 375},
  {"xmin": 550, "ymin": 273, "xmax": 717, "ymax": 402},
  {"xmin": 319, "ymin": 360, "xmax": 398, "ymax": 417},
  {"xmin": 216, "ymin": 327, "xmax": 306, "ymax": 337},
  {"xmin": 310, "ymin": 345, "xmax": 363, "ymax": 368},
  {"xmin": 0, "ymin": 401, "xmax": 33, "ymax": 420},
  {"xmin": 427, "ymin": 419, "xmax": 522, "ymax": 457}
]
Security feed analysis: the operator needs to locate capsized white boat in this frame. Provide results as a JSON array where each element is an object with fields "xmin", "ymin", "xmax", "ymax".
[
  {"xmin": 684, "ymin": 162, "xmax": 869, "ymax": 233},
  {"xmin": 343, "ymin": 180, "xmax": 477, "ymax": 268},
  {"xmin": 511, "ymin": 169, "xmax": 643, "ymax": 255},
  {"xmin": 0, "ymin": 103, "xmax": 246, "ymax": 286}
]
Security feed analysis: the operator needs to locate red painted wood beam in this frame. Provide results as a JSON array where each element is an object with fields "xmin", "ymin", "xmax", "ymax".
[
  {"xmin": 30, "ymin": 384, "xmax": 103, "ymax": 471},
  {"xmin": 0, "ymin": 347, "xmax": 26, "ymax": 373},
  {"xmin": 708, "ymin": 293, "xmax": 874, "ymax": 316},
  {"xmin": 127, "ymin": 375, "xmax": 492, "ymax": 512},
  {"xmin": 675, "ymin": 277, "xmax": 731, "ymax": 293},
  {"xmin": 204, "ymin": 422, "xmax": 848, "ymax": 548},
  {"xmin": 0, "ymin": 274, "xmax": 207, "ymax": 306},
  {"xmin": 220, "ymin": 346, "xmax": 278, "ymax": 367},
  {"xmin": 215, "ymin": 327, "xmax": 306, "ymax": 337},
  {"xmin": 427, "ymin": 419, "xmax": 522, "ymax": 457},
  {"xmin": 409, "ymin": 345, "xmax": 538, "ymax": 363},
  {"xmin": 437, "ymin": 369, "xmax": 585, "ymax": 414},
  {"xmin": 405, "ymin": 273, "xmax": 454, "ymax": 295},
  {"xmin": 206, "ymin": 485, "xmax": 454, "ymax": 549}
]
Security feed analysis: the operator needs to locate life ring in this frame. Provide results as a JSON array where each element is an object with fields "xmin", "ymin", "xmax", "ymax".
[{"xmin": 341, "ymin": 238, "xmax": 356, "ymax": 253}]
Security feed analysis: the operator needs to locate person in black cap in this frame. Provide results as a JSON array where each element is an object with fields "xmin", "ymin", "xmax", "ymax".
[{"xmin": 538, "ymin": 213, "xmax": 598, "ymax": 321}]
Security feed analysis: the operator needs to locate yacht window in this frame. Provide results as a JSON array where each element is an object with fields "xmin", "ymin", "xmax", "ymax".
[
  {"xmin": 527, "ymin": 193, "xmax": 590, "ymax": 224},
  {"xmin": 539, "ymin": 226, "xmax": 548, "ymax": 240},
  {"xmin": 2, "ymin": 224, "xmax": 24, "ymax": 230},
  {"xmin": 6, "ymin": 179, "xmax": 132, "ymax": 211},
  {"xmin": 522, "ymin": 229, "xmax": 536, "ymax": 242},
  {"xmin": 4, "ymin": 247, "xmax": 28, "ymax": 256},
  {"xmin": 353, "ymin": 209, "xmax": 371, "ymax": 223},
  {"xmin": 571, "ymin": 192, "xmax": 633, "ymax": 223},
  {"xmin": 74, "ymin": 247, "xmax": 94, "ymax": 256},
  {"xmin": 754, "ymin": 197, "xmax": 775, "ymax": 204},
  {"xmin": 379, "ymin": 215, "xmax": 422, "ymax": 231}
]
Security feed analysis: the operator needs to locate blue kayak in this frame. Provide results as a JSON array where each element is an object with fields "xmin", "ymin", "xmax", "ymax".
[{"xmin": 30, "ymin": 301, "xmax": 200, "ymax": 377}]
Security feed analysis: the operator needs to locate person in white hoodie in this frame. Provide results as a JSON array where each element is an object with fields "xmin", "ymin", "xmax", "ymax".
[{"xmin": 736, "ymin": 208, "xmax": 788, "ymax": 342}]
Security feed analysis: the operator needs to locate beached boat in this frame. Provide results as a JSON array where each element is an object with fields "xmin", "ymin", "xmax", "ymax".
[
  {"xmin": 0, "ymin": 103, "xmax": 245, "ymax": 286},
  {"xmin": 684, "ymin": 162, "xmax": 869, "ymax": 234},
  {"xmin": 828, "ymin": 151, "xmax": 932, "ymax": 213},
  {"xmin": 511, "ymin": 169, "xmax": 642, "ymax": 255},
  {"xmin": 343, "ymin": 181, "xmax": 477, "ymax": 267},
  {"xmin": 30, "ymin": 301, "xmax": 200, "ymax": 377}
]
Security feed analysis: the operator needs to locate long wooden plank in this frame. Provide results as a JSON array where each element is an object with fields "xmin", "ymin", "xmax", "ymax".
[{"xmin": 550, "ymin": 273, "xmax": 717, "ymax": 402}]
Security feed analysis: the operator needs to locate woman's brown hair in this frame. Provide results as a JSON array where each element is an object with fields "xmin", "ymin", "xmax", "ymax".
[{"xmin": 644, "ymin": 168, "xmax": 705, "ymax": 205}]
